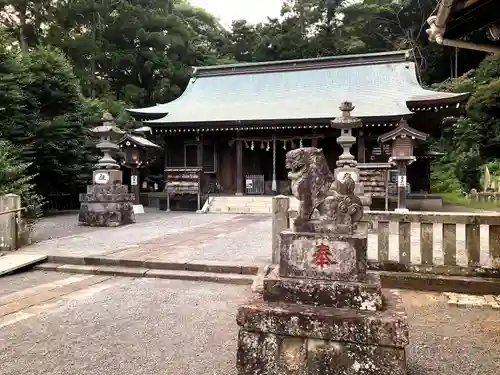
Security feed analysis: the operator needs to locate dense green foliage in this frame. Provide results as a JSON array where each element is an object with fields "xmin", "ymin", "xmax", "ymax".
[
  {"xmin": 0, "ymin": 0, "xmax": 497, "ymax": 209},
  {"xmin": 431, "ymin": 54, "xmax": 500, "ymax": 193},
  {"xmin": 0, "ymin": 139, "xmax": 44, "ymax": 219}
]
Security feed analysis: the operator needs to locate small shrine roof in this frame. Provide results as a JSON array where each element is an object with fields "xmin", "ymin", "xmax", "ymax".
[
  {"xmin": 127, "ymin": 50, "xmax": 467, "ymax": 128},
  {"xmin": 378, "ymin": 120, "xmax": 429, "ymax": 143}
]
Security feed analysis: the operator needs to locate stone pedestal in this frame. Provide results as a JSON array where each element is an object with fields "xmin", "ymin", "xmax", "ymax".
[
  {"xmin": 78, "ymin": 184, "xmax": 136, "ymax": 227},
  {"xmin": 93, "ymin": 169, "xmax": 123, "ymax": 185},
  {"xmin": 236, "ymin": 231, "xmax": 409, "ymax": 375}
]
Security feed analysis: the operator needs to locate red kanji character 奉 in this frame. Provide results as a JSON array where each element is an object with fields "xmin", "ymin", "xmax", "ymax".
[{"xmin": 313, "ymin": 243, "xmax": 332, "ymax": 268}]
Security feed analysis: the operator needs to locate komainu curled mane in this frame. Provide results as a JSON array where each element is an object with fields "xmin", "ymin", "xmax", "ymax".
[{"xmin": 285, "ymin": 147, "xmax": 363, "ymax": 234}]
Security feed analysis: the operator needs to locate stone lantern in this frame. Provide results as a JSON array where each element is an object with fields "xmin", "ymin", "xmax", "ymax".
[
  {"xmin": 330, "ymin": 101, "xmax": 372, "ymax": 210},
  {"xmin": 92, "ymin": 112, "xmax": 125, "ymax": 183},
  {"xmin": 378, "ymin": 118, "xmax": 429, "ymax": 211},
  {"xmin": 117, "ymin": 128, "xmax": 160, "ymax": 214},
  {"xmin": 78, "ymin": 112, "xmax": 136, "ymax": 226}
]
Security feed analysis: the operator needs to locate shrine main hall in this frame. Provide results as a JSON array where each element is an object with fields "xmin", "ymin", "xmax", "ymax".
[{"xmin": 128, "ymin": 49, "xmax": 468, "ymax": 209}]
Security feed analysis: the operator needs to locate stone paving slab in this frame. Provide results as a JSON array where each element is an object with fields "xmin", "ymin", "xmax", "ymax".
[
  {"xmin": 0, "ymin": 271, "xmax": 69, "ymax": 298},
  {"xmin": 21, "ymin": 213, "xmax": 263, "ymax": 262},
  {"xmin": 0, "ymin": 274, "xmax": 111, "ymax": 319},
  {"xmin": 444, "ymin": 292, "xmax": 500, "ymax": 309},
  {"xmin": 102, "ymin": 214, "xmax": 268, "ymax": 264},
  {"xmin": 158, "ymin": 218, "xmax": 272, "ymax": 265},
  {"xmin": 0, "ymin": 253, "xmax": 47, "ymax": 276}
]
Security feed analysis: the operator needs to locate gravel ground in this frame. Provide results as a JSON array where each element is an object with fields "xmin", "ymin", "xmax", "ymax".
[
  {"xmin": 32, "ymin": 211, "xmax": 97, "ymax": 242},
  {"xmin": 404, "ymin": 291, "xmax": 500, "ymax": 375},
  {"xmin": 0, "ymin": 277, "xmax": 249, "ymax": 375},
  {"xmin": 24, "ymin": 212, "xmax": 242, "ymax": 257},
  {"xmin": 0, "ymin": 271, "xmax": 68, "ymax": 298},
  {"xmin": 1, "ymin": 273, "xmax": 499, "ymax": 375},
  {"xmin": 33, "ymin": 209, "xmax": 196, "ymax": 243}
]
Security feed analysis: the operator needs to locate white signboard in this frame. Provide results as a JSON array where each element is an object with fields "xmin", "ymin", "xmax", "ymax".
[
  {"xmin": 131, "ymin": 175, "xmax": 138, "ymax": 186},
  {"xmin": 94, "ymin": 172, "xmax": 109, "ymax": 184},
  {"xmin": 397, "ymin": 175, "xmax": 407, "ymax": 187},
  {"xmin": 245, "ymin": 179, "xmax": 253, "ymax": 189}
]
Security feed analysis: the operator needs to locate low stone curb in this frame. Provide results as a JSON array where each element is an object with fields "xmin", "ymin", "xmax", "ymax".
[
  {"xmin": 46, "ymin": 255, "xmax": 259, "ymax": 275},
  {"xmin": 29, "ymin": 257, "xmax": 500, "ymax": 294},
  {"xmin": 35, "ymin": 263, "xmax": 254, "ymax": 285},
  {"xmin": 379, "ymin": 270, "xmax": 500, "ymax": 295}
]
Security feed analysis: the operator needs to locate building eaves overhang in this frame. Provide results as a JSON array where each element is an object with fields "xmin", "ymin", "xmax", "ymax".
[
  {"xmin": 443, "ymin": 0, "xmax": 500, "ymax": 39},
  {"xmin": 427, "ymin": 0, "xmax": 500, "ymax": 51},
  {"xmin": 127, "ymin": 50, "xmax": 467, "ymax": 128}
]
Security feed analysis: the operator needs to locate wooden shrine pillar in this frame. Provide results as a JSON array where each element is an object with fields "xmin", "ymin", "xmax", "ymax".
[
  {"xmin": 272, "ymin": 135, "xmax": 277, "ymax": 194},
  {"xmin": 357, "ymin": 130, "xmax": 365, "ymax": 163},
  {"xmin": 236, "ymin": 139, "xmax": 244, "ymax": 195},
  {"xmin": 197, "ymin": 134, "xmax": 204, "ymax": 201},
  {"xmin": 396, "ymin": 160, "xmax": 408, "ymax": 211},
  {"xmin": 131, "ymin": 165, "xmax": 140, "ymax": 205},
  {"xmin": 197, "ymin": 134, "xmax": 204, "ymax": 167},
  {"xmin": 163, "ymin": 137, "xmax": 170, "ymax": 169}
]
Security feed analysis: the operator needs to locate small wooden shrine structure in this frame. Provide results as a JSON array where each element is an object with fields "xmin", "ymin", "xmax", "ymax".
[
  {"xmin": 127, "ymin": 50, "xmax": 469, "ymax": 209},
  {"xmin": 379, "ymin": 119, "xmax": 429, "ymax": 211},
  {"xmin": 164, "ymin": 167, "xmax": 203, "ymax": 211},
  {"xmin": 117, "ymin": 131, "xmax": 160, "ymax": 213}
]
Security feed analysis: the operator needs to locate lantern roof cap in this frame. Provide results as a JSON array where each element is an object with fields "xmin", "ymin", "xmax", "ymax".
[
  {"xmin": 90, "ymin": 112, "xmax": 125, "ymax": 137},
  {"xmin": 330, "ymin": 101, "xmax": 362, "ymax": 129},
  {"xmin": 117, "ymin": 133, "xmax": 160, "ymax": 148},
  {"xmin": 378, "ymin": 119, "xmax": 429, "ymax": 143}
]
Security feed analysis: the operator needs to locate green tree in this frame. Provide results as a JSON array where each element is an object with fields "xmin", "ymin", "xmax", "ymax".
[
  {"xmin": 0, "ymin": 33, "xmax": 99, "ymax": 198},
  {"xmin": 45, "ymin": 0, "xmax": 231, "ymax": 106},
  {"xmin": 0, "ymin": 0, "xmax": 54, "ymax": 51},
  {"xmin": 0, "ymin": 139, "xmax": 44, "ymax": 219}
]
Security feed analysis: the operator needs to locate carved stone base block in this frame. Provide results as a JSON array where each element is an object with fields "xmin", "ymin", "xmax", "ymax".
[
  {"xmin": 236, "ymin": 290, "xmax": 409, "ymax": 375},
  {"xmin": 263, "ymin": 270, "xmax": 383, "ymax": 310},
  {"xmin": 279, "ymin": 231, "xmax": 367, "ymax": 282},
  {"xmin": 93, "ymin": 169, "xmax": 123, "ymax": 185},
  {"xmin": 78, "ymin": 184, "xmax": 135, "ymax": 227}
]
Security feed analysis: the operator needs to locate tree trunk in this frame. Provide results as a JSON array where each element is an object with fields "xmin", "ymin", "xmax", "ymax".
[{"xmin": 18, "ymin": 3, "xmax": 28, "ymax": 52}]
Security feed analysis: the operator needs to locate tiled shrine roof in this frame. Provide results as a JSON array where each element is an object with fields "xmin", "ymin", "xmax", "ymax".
[{"xmin": 128, "ymin": 50, "xmax": 468, "ymax": 128}]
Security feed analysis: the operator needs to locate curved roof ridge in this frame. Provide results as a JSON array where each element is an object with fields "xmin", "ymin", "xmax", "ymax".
[
  {"xmin": 126, "ymin": 77, "xmax": 197, "ymax": 114},
  {"xmin": 193, "ymin": 50, "xmax": 412, "ymax": 77},
  {"xmin": 128, "ymin": 51, "xmax": 468, "ymax": 123}
]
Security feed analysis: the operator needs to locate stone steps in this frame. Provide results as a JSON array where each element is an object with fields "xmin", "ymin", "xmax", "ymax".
[
  {"xmin": 208, "ymin": 196, "xmax": 273, "ymax": 214},
  {"xmin": 207, "ymin": 196, "xmax": 300, "ymax": 214}
]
